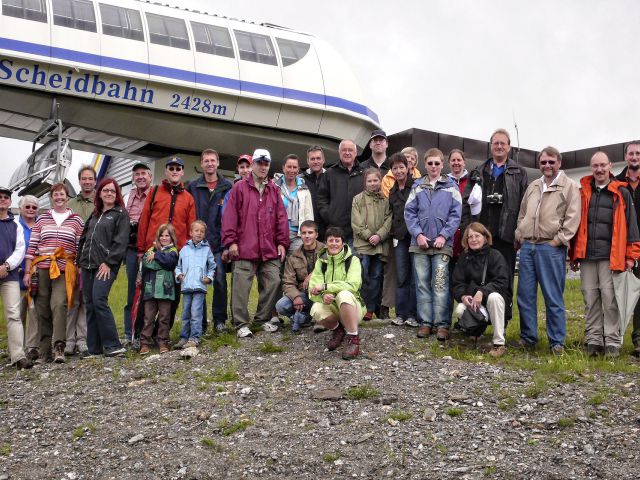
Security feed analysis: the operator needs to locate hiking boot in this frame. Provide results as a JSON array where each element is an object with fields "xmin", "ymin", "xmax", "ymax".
[
  {"xmin": 184, "ymin": 340, "xmax": 198, "ymax": 349},
  {"xmin": 64, "ymin": 344, "xmax": 76, "ymax": 356},
  {"xmin": 26, "ymin": 348, "xmax": 39, "ymax": 362},
  {"xmin": 378, "ymin": 306, "xmax": 390, "ymax": 320},
  {"xmin": 391, "ymin": 317, "xmax": 405, "ymax": 326},
  {"xmin": 362, "ymin": 311, "xmax": 374, "ymax": 322},
  {"xmin": 139, "ymin": 345, "xmax": 151, "ymax": 355},
  {"xmin": 604, "ymin": 345, "xmax": 620, "ymax": 359},
  {"xmin": 488, "ymin": 345, "xmax": 506, "ymax": 358},
  {"xmin": 510, "ymin": 339, "xmax": 536, "ymax": 351},
  {"xmin": 342, "ymin": 334, "xmax": 360, "ymax": 360},
  {"xmin": 159, "ymin": 345, "xmax": 170, "ymax": 354},
  {"xmin": 586, "ymin": 344, "xmax": 603, "ymax": 358},
  {"xmin": 436, "ymin": 327, "xmax": 450, "ymax": 342},
  {"xmin": 551, "ymin": 344, "xmax": 565, "ymax": 356},
  {"xmin": 35, "ymin": 351, "xmax": 52, "ymax": 364},
  {"xmin": 405, "ymin": 318, "xmax": 419, "ymax": 328},
  {"xmin": 327, "ymin": 324, "xmax": 346, "ymax": 351},
  {"xmin": 14, "ymin": 357, "xmax": 34, "ymax": 370},
  {"xmin": 237, "ymin": 326, "xmax": 253, "ymax": 338},
  {"xmin": 173, "ymin": 338, "xmax": 188, "ymax": 350},
  {"xmin": 53, "ymin": 343, "xmax": 65, "ymax": 363},
  {"xmin": 417, "ymin": 325, "xmax": 432, "ymax": 338}
]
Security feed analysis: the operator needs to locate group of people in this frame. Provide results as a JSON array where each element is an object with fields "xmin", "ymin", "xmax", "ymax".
[{"xmin": 2, "ymin": 127, "xmax": 640, "ymax": 368}]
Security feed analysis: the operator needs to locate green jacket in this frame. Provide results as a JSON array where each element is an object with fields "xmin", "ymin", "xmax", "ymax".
[
  {"xmin": 68, "ymin": 193, "xmax": 95, "ymax": 223},
  {"xmin": 142, "ymin": 245, "xmax": 179, "ymax": 301},
  {"xmin": 351, "ymin": 190, "xmax": 392, "ymax": 258},
  {"xmin": 309, "ymin": 245, "xmax": 363, "ymax": 305}
]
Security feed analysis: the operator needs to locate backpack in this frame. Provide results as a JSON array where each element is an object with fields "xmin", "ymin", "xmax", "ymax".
[{"xmin": 320, "ymin": 254, "xmax": 353, "ymax": 276}]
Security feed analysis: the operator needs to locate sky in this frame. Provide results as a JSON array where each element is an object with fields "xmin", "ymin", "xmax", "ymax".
[{"xmin": 1, "ymin": 0, "xmax": 639, "ymax": 194}]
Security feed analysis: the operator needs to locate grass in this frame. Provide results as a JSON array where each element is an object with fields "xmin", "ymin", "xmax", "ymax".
[
  {"xmin": 71, "ymin": 423, "xmax": 97, "ymax": 441},
  {"xmin": 200, "ymin": 437, "xmax": 223, "ymax": 452},
  {"xmin": 322, "ymin": 451, "xmax": 341, "ymax": 463},
  {"xmin": 557, "ymin": 416, "xmax": 577, "ymax": 429},
  {"xmin": 345, "ymin": 384, "xmax": 380, "ymax": 400},
  {"xmin": 218, "ymin": 418, "xmax": 252, "ymax": 436},
  {"xmin": 258, "ymin": 340, "xmax": 286, "ymax": 354},
  {"xmin": 386, "ymin": 410, "xmax": 414, "ymax": 422},
  {"xmin": 446, "ymin": 407, "xmax": 464, "ymax": 417},
  {"xmin": 0, "ymin": 443, "xmax": 11, "ymax": 456}
]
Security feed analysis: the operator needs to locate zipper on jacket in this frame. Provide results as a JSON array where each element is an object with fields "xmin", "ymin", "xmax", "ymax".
[{"xmin": 81, "ymin": 212, "xmax": 103, "ymax": 269}]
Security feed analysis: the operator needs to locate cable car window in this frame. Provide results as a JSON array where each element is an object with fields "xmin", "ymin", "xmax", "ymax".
[
  {"xmin": 191, "ymin": 21, "xmax": 234, "ymax": 58},
  {"xmin": 146, "ymin": 12, "xmax": 189, "ymax": 50},
  {"xmin": 2, "ymin": 0, "xmax": 47, "ymax": 23},
  {"xmin": 99, "ymin": 4, "xmax": 144, "ymax": 41},
  {"xmin": 52, "ymin": 0, "xmax": 96, "ymax": 32},
  {"xmin": 234, "ymin": 30, "xmax": 277, "ymax": 66},
  {"xmin": 276, "ymin": 38, "xmax": 310, "ymax": 67}
]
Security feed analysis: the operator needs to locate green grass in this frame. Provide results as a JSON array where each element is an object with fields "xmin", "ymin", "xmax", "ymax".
[
  {"xmin": 0, "ymin": 443, "xmax": 11, "ymax": 456},
  {"xmin": 557, "ymin": 416, "xmax": 577, "ymax": 428},
  {"xmin": 446, "ymin": 407, "xmax": 464, "ymax": 417},
  {"xmin": 345, "ymin": 384, "xmax": 380, "ymax": 400},
  {"xmin": 322, "ymin": 451, "xmax": 341, "ymax": 463},
  {"xmin": 218, "ymin": 418, "xmax": 252, "ymax": 436},
  {"xmin": 258, "ymin": 340, "xmax": 286, "ymax": 354},
  {"xmin": 200, "ymin": 437, "xmax": 223, "ymax": 452},
  {"xmin": 71, "ymin": 423, "xmax": 97, "ymax": 441},
  {"xmin": 386, "ymin": 410, "xmax": 413, "ymax": 422}
]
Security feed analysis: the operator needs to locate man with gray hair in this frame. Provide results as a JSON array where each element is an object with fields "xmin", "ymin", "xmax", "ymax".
[{"xmin": 515, "ymin": 146, "xmax": 581, "ymax": 355}]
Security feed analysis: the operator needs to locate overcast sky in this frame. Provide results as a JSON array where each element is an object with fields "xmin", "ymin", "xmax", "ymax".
[{"xmin": 1, "ymin": 0, "xmax": 638, "ymax": 194}]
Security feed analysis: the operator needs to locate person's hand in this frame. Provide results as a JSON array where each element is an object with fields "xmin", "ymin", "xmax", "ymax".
[
  {"xmin": 96, "ymin": 263, "xmax": 111, "ymax": 281},
  {"xmin": 202, "ymin": 276, "xmax": 212, "ymax": 284},
  {"xmin": 310, "ymin": 284, "xmax": 324, "ymax": 295},
  {"xmin": 0, "ymin": 264, "xmax": 8, "ymax": 279},
  {"xmin": 278, "ymin": 244, "xmax": 286, "ymax": 262},
  {"xmin": 514, "ymin": 239, "xmax": 522, "ymax": 251},
  {"xmin": 433, "ymin": 235, "xmax": 446, "ymax": 249},
  {"xmin": 228, "ymin": 244, "xmax": 239, "ymax": 260},
  {"xmin": 23, "ymin": 272, "xmax": 31, "ymax": 287},
  {"xmin": 221, "ymin": 249, "xmax": 230, "ymax": 263},
  {"xmin": 570, "ymin": 260, "xmax": 580, "ymax": 272},
  {"xmin": 323, "ymin": 293, "xmax": 335, "ymax": 305},
  {"xmin": 417, "ymin": 234, "xmax": 429, "ymax": 250},
  {"xmin": 177, "ymin": 274, "xmax": 184, "ymax": 282},
  {"xmin": 471, "ymin": 291, "xmax": 483, "ymax": 310},
  {"xmin": 626, "ymin": 259, "xmax": 635, "ymax": 272},
  {"xmin": 146, "ymin": 251, "xmax": 155, "ymax": 262},
  {"xmin": 368, "ymin": 234, "xmax": 381, "ymax": 246},
  {"xmin": 293, "ymin": 296, "xmax": 305, "ymax": 312},
  {"xmin": 301, "ymin": 274, "xmax": 311, "ymax": 291}
]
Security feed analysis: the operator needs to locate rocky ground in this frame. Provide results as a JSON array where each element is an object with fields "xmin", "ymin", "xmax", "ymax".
[{"xmin": 1, "ymin": 322, "xmax": 639, "ymax": 480}]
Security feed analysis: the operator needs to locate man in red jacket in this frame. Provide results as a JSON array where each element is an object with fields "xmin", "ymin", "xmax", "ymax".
[{"xmin": 222, "ymin": 149, "xmax": 290, "ymax": 338}]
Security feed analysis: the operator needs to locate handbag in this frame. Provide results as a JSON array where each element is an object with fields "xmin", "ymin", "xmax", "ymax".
[{"xmin": 455, "ymin": 256, "xmax": 490, "ymax": 337}]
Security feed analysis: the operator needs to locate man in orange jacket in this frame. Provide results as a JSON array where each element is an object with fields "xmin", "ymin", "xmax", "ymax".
[{"xmin": 569, "ymin": 152, "xmax": 640, "ymax": 358}]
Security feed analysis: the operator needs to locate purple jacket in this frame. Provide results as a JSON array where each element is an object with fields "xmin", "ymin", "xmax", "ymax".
[{"xmin": 221, "ymin": 175, "xmax": 290, "ymax": 261}]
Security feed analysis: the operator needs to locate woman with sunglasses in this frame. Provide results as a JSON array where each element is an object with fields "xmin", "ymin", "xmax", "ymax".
[
  {"xmin": 77, "ymin": 178, "xmax": 130, "ymax": 358},
  {"xmin": 404, "ymin": 148, "xmax": 462, "ymax": 342}
]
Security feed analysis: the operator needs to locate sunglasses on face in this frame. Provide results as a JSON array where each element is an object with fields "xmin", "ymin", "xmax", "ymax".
[
  {"xmin": 24, "ymin": 205, "xmax": 38, "ymax": 210},
  {"xmin": 167, "ymin": 166, "xmax": 183, "ymax": 172},
  {"xmin": 427, "ymin": 161, "xmax": 441, "ymax": 166},
  {"xmin": 540, "ymin": 160, "xmax": 556, "ymax": 166}
]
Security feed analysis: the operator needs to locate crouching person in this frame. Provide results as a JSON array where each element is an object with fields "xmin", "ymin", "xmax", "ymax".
[
  {"xmin": 275, "ymin": 220, "xmax": 324, "ymax": 332},
  {"xmin": 451, "ymin": 223, "xmax": 510, "ymax": 358},
  {"xmin": 309, "ymin": 227, "xmax": 364, "ymax": 360}
]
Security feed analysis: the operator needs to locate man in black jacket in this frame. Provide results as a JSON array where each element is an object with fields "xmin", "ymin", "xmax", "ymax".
[
  {"xmin": 615, "ymin": 140, "xmax": 640, "ymax": 356},
  {"xmin": 316, "ymin": 139, "xmax": 364, "ymax": 245},
  {"xmin": 461, "ymin": 128, "xmax": 528, "ymax": 321},
  {"xmin": 360, "ymin": 129, "xmax": 390, "ymax": 174},
  {"xmin": 301, "ymin": 146, "xmax": 326, "ymax": 239}
]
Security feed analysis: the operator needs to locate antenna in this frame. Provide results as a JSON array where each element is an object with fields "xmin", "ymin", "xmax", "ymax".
[{"xmin": 512, "ymin": 110, "xmax": 521, "ymax": 164}]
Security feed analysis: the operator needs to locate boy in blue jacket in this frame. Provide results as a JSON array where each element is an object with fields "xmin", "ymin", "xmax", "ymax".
[{"xmin": 174, "ymin": 220, "xmax": 216, "ymax": 349}]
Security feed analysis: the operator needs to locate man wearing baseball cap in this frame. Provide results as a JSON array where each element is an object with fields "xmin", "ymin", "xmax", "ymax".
[
  {"xmin": 123, "ymin": 161, "xmax": 153, "ymax": 346},
  {"xmin": 360, "ymin": 129, "xmax": 390, "ymax": 174},
  {"xmin": 222, "ymin": 148, "xmax": 290, "ymax": 338}
]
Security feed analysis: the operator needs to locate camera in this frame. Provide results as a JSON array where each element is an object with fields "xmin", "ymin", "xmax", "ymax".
[{"xmin": 486, "ymin": 193, "xmax": 503, "ymax": 205}]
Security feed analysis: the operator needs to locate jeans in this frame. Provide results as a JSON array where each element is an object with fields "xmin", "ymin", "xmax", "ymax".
[
  {"xmin": 203, "ymin": 252, "xmax": 228, "ymax": 331},
  {"xmin": 82, "ymin": 268, "xmax": 122, "ymax": 354},
  {"xmin": 123, "ymin": 247, "xmax": 139, "ymax": 340},
  {"xmin": 394, "ymin": 238, "xmax": 417, "ymax": 320},
  {"xmin": 632, "ymin": 265, "xmax": 640, "ymax": 346},
  {"xmin": 413, "ymin": 252, "xmax": 451, "ymax": 328},
  {"xmin": 180, "ymin": 291, "xmax": 205, "ymax": 340},
  {"xmin": 360, "ymin": 254, "xmax": 384, "ymax": 313},
  {"xmin": 516, "ymin": 242, "xmax": 567, "ymax": 347},
  {"xmin": 275, "ymin": 293, "xmax": 312, "ymax": 326}
]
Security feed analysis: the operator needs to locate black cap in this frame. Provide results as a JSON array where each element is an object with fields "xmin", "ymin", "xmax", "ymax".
[
  {"xmin": 166, "ymin": 156, "xmax": 185, "ymax": 167},
  {"xmin": 370, "ymin": 129, "xmax": 387, "ymax": 140},
  {"xmin": 132, "ymin": 161, "xmax": 151, "ymax": 171},
  {"xmin": 0, "ymin": 186, "xmax": 11, "ymax": 196}
]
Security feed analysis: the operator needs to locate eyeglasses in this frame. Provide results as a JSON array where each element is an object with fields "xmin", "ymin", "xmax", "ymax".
[
  {"xmin": 167, "ymin": 166, "xmax": 183, "ymax": 172},
  {"xmin": 426, "ymin": 161, "xmax": 441, "ymax": 166},
  {"xmin": 539, "ymin": 160, "xmax": 556, "ymax": 166},
  {"xmin": 102, "ymin": 188, "xmax": 116, "ymax": 194},
  {"xmin": 24, "ymin": 205, "xmax": 38, "ymax": 210},
  {"xmin": 0, "ymin": 195, "xmax": 10, "ymax": 200}
]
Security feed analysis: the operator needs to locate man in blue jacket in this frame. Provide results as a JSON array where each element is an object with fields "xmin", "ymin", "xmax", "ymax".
[{"xmin": 187, "ymin": 149, "xmax": 233, "ymax": 333}]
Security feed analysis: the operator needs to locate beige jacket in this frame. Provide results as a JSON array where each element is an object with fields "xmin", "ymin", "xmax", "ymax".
[{"xmin": 515, "ymin": 170, "xmax": 581, "ymax": 247}]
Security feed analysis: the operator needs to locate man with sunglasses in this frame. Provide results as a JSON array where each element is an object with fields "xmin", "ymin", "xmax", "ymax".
[{"xmin": 515, "ymin": 146, "xmax": 581, "ymax": 355}]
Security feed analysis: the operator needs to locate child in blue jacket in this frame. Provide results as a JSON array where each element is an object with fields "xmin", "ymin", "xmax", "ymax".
[{"xmin": 174, "ymin": 220, "xmax": 216, "ymax": 349}]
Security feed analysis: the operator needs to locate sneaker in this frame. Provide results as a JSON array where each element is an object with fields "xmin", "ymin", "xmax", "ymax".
[
  {"xmin": 391, "ymin": 317, "xmax": 405, "ymax": 326},
  {"xmin": 79, "ymin": 351, "xmax": 100, "ymax": 359},
  {"xmin": 104, "ymin": 347, "xmax": 126, "ymax": 358},
  {"xmin": 64, "ymin": 344, "xmax": 76, "ymax": 356},
  {"xmin": 26, "ymin": 348, "xmax": 39, "ymax": 362},
  {"xmin": 53, "ymin": 343, "xmax": 65, "ymax": 363},
  {"xmin": 362, "ymin": 311, "xmax": 374, "ymax": 322},
  {"xmin": 237, "ymin": 326, "xmax": 253, "ymax": 338},
  {"xmin": 139, "ymin": 345, "xmax": 151, "ymax": 355},
  {"xmin": 417, "ymin": 325, "xmax": 432, "ymax": 338},
  {"xmin": 263, "ymin": 318, "xmax": 279, "ymax": 333},
  {"xmin": 488, "ymin": 345, "xmax": 507, "ymax": 358},
  {"xmin": 327, "ymin": 324, "xmax": 346, "ymax": 351},
  {"xmin": 173, "ymin": 338, "xmax": 188, "ymax": 350},
  {"xmin": 159, "ymin": 345, "xmax": 170, "ymax": 354},
  {"xmin": 378, "ymin": 306, "xmax": 390, "ymax": 320},
  {"xmin": 122, "ymin": 339, "xmax": 132, "ymax": 349},
  {"xmin": 604, "ymin": 345, "xmax": 620, "ymax": 358},
  {"xmin": 215, "ymin": 323, "xmax": 227, "ymax": 333},
  {"xmin": 342, "ymin": 334, "xmax": 360, "ymax": 360},
  {"xmin": 184, "ymin": 340, "xmax": 199, "ymax": 349},
  {"xmin": 14, "ymin": 357, "xmax": 34, "ymax": 370},
  {"xmin": 436, "ymin": 327, "xmax": 450, "ymax": 342},
  {"xmin": 405, "ymin": 318, "xmax": 419, "ymax": 328},
  {"xmin": 586, "ymin": 344, "xmax": 603, "ymax": 358},
  {"xmin": 551, "ymin": 344, "xmax": 565, "ymax": 356},
  {"xmin": 312, "ymin": 323, "xmax": 327, "ymax": 333},
  {"xmin": 131, "ymin": 338, "xmax": 141, "ymax": 351}
]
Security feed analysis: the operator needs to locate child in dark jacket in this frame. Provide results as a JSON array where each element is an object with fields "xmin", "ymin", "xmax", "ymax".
[
  {"xmin": 140, "ymin": 224, "xmax": 179, "ymax": 355},
  {"xmin": 174, "ymin": 220, "xmax": 216, "ymax": 349}
]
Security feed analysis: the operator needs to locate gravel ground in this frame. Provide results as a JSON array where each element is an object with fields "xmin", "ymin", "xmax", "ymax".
[{"xmin": 1, "ymin": 322, "xmax": 639, "ymax": 480}]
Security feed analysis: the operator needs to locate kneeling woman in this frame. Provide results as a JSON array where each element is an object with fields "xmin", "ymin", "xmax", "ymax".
[
  {"xmin": 309, "ymin": 226, "xmax": 364, "ymax": 360},
  {"xmin": 451, "ymin": 223, "xmax": 510, "ymax": 358}
]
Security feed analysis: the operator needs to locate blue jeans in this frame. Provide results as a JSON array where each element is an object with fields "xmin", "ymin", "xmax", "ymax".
[
  {"xmin": 275, "ymin": 293, "xmax": 312, "ymax": 326},
  {"xmin": 360, "ymin": 254, "xmax": 384, "ymax": 313},
  {"xmin": 203, "ymin": 252, "xmax": 228, "ymax": 331},
  {"xmin": 180, "ymin": 291, "xmax": 205, "ymax": 341},
  {"xmin": 413, "ymin": 253, "xmax": 451, "ymax": 328},
  {"xmin": 123, "ymin": 247, "xmax": 138, "ymax": 340},
  {"xmin": 82, "ymin": 268, "xmax": 122, "ymax": 354},
  {"xmin": 516, "ymin": 241, "xmax": 567, "ymax": 347},
  {"xmin": 394, "ymin": 238, "xmax": 417, "ymax": 319}
]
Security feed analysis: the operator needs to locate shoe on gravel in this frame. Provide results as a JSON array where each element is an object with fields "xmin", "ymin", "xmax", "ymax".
[
  {"xmin": 104, "ymin": 347, "xmax": 126, "ymax": 357},
  {"xmin": 64, "ymin": 344, "xmax": 76, "ymax": 356},
  {"xmin": 14, "ymin": 357, "xmax": 34, "ymax": 370},
  {"xmin": 488, "ymin": 345, "xmax": 506, "ymax": 358},
  {"xmin": 327, "ymin": 324, "xmax": 346, "ymax": 351},
  {"xmin": 26, "ymin": 348, "xmax": 39, "ymax": 362},
  {"xmin": 215, "ymin": 323, "xmax": 227, "ymax": 333},
  {"xmin": 237, "ymin": 326, "xmax": 253, "ymax": 338},
  {"xmin": 139, "ymin": 345, "xmax": 151, "ymax": 355},
  {"xmin": 53, "ymin": 344, "xmax": 65, "ymax": 363},
  {"xmin": 263, "ymin": 319, "xmax": 279, "ymax": 333},
  {"xmin": 417, "ymin": 325, "xmax": 432, "ymax": 338},
  {"xmin": 405, "ymin": 318, "xmax": 419, "ymax": 328},
  {"xmin": 173, "ymin": 338, "xmax": 188, "ymax": 350},
  {"xmin": 342, "ymin": 334, "xmax": 360, "ymax": 360},
  {"xmin": 391, "ymin": 317, "xmax": 405, "ymax": 326},
  {"xmin": 436, "ymin": 327, "xmax": 450, "ymax": 341},
  {"xmin": 159, "ymin": 345, "xmax": 170, "ymax": 354}
]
